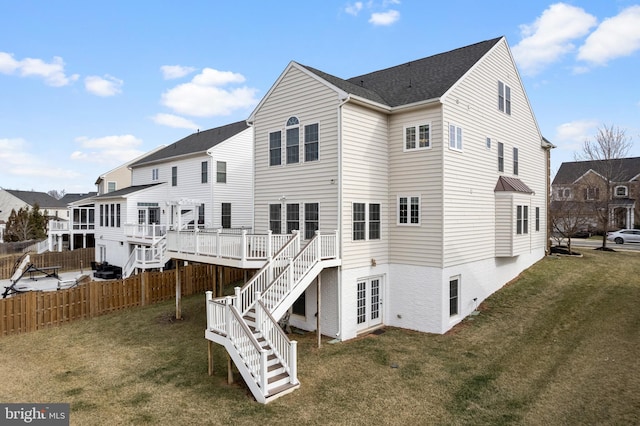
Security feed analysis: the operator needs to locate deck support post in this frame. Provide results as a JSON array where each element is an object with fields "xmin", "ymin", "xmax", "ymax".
[
  {"xmin": 227, "ymin": 353, "xmax": 234, "ymax": 384},
  {"xmin": 317, "ymin": 275, "xmax": 321, "ymax": 348},
  {"xmin": 208, "ymin": 340, "xmax": 214, "ymax": 376},
  {"xmin": 175, "ymin": 262, "xmax": 182, "ymax": 320}
]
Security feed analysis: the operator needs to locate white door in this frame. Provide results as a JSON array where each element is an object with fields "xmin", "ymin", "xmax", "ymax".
[{"xmin": 356, "ymin": 277, "xmax": 383, "ymax": 331}]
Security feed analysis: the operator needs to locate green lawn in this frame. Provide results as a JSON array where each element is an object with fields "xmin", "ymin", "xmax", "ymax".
[{"xmin": 1, "ymin": 249, "xmax": 639, "ymax": 425}]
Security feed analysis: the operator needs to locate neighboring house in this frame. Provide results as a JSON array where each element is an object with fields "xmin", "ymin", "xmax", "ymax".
[
  {"xmin": 165, "ymin": 36, "xmax": 551, "ymax": 403},
  {"xmin": 552, "ymin": 157, "xmax": 640, "ymax": 231},
  {"xmin": 94, "ymin": 145, "xmax": 165, "ymax": 195},
  {"xmin": 93, "ymin": 121, "xmax": 253, "ymax": 278},
  {"xmin": 47, "ymin": 192, "xmax": 97, "ymax": 252},
  {"xmin": 0, "ymin": 189, "xmax": 68, "ymax": 223}
]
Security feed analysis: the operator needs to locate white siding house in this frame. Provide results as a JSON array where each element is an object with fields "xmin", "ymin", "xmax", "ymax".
[
  {"xmin": 94, "ymin": 121, "xmax": 253, "ymax": 277},
  {"xmin": 247, "ymin": 36, "xmax": 549, "ymax": 339},
  {"xmin": 164, "ymin": 36, "xmax": 552, "ymax": 403}
]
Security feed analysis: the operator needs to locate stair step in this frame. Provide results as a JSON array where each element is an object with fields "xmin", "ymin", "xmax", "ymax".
[{"xmin": 268, "ymin": 372, "xmax": 290, "ymax": 389}]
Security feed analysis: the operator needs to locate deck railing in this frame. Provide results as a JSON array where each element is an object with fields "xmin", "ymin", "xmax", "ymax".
[
  {"xmin": 234, "ymin": 232, "xmax": 300, "ymax": 315},
  {"xmin": 48, "ymin": 220, "xmax": 69, "ymax": 232},
  {"xmin": 166, "ymin": 229, "xmax": 292, "ymax": 263},
  {"xmin": 124, "ymin": 223, "xmax": 168, "ymax": 241}
]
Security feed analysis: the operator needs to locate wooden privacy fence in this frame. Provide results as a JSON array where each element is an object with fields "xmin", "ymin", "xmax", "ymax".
[
  {"xmin": 0, "ymin": 248, "xmax": 95, "ymax": 280},
  {"xmin": 0, "ymin": 263, "xmax": 244, "ymax": 337}
]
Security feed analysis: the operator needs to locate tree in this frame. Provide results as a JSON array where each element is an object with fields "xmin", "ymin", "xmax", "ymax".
[
  {"xmin": 550, "ymin": 186, "xmax": 592, "ymax": 255},
  {"xmin": 48, "ymin": 189, "xmax": 66, "ymax": 200},
  {"xmin": 3, "ymin": 204, "xmax": 48, "ymax": 242},
  {"xmin": 575, "ymin": 124, "xmax": 632, "ymax": 249}
]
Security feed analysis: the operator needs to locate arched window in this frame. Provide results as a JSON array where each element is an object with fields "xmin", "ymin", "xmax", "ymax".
[
  {"xmin": 615, "ymin": 186, "xmax": 628, "ymax": 197},
  {"xmin": 286, "ymin": 116, "xmax": 300, "ymax": 164}
]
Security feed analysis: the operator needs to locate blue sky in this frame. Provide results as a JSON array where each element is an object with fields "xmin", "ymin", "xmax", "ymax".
[{"xmin": 1, "ymin": 1, "xmax": 639, "ymax": 194}]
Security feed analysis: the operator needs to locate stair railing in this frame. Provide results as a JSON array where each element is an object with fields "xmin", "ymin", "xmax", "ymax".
[
  {"xmin": 235, "ymin": 231, "xmax": 300, "ymax": 315},
  {"xmin": 256, "ymin": 297, "xmax": 298, "ymax": 384},
  {"xmin": 260, "ymin": 232, "xmax": 322, "ymax": 313},
  {"xmin": 227, "ymin": 300, "xmax": 268, "ymax": 393}
]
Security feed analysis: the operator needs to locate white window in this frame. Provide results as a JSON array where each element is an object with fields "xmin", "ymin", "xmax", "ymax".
[
  {"xmin": 221, "ymin": 203, "xmax": 231, "ymax": 229},
  {"xmin": 516, "ymin": 205, "xmax": 528, "ymax": 235},
  {"xmin": 513, "ymin": 147, "xmax": 519, "ymax": 175},
  {"xmin": 498, "ymin": 81, "xmax": 511, "ymax": 115},
  {"xmin": 216, "ymin": 161, "xmax": 226, "ymax": 183},
  {"xmin": 449, "ymin": 276, "xmax": 460, "ymax": 317},
  {"xmin": 269, "ymin": 131, "xmax": 282, "ymax": 166},
  {"xmin": 304, "ymin": 203, "xmax": 319, "ymax": 239},
  {"xmin": 152, "ymin": 168, "xmax": 159, "ymax": 181},
  {"xmin": 286, "ymin": 116, "xmax": 300, "ymax": 164},
  {"xmin": 286, "ymin": 203, "xmax": 299, "ymax": 234},
  {"xmin": 498, "ymin": 142, "xmax": 504, "ymax": 172},
  {"xmin": 449, "ymin": 124, "xmax": 463, "ymax": 150},
  {"xmin": 398, "ymin": 196, "xmax": 420, "ymax": 225},
  {"xmin": 585, "ymin": 187, "xmax": 599, "ymax": 200},
  {"xmin": 352, "ymin": 202, "xmax": 381, "ymax": 241},
  {"xmin": 201, "ymin": 162, "xmax": 208, "ymax": 183},
  {"xmin": 107, "ymin": 181, "xmax": 116, "ymax": 193},
  {"xmin": 615, "ymin": 186, "xmax": 628, "ymax": 197},
  {"xmin": 353, "ymin": 203, "xmax": 365, "ymax": 240},
  {"xmin": 486, "ymin": 137, "xmax": 491, "ymax": 150},
  {"xmin": 304, "ymin": 123, "xmax": 319, "ymax": 162},
  {"xmin": 269, "ymin": 204, "xmax": 281, "ymax": 234},
  {"xmin": 404, "ymin": 123, "xmax": 431, "ymax": 151}
]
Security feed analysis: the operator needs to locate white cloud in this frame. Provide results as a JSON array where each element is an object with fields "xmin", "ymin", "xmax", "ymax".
[
  {"xmin": 0, "ymin": 138, "xmax": 30, "ymax": 166},
  {"xmin": 0, "ymin": 138, "xmax": 82, "ymax": 188},
  {"xmin": 73, "ymin": 135, "xmax": 144, "ymax": 164},
  {"xmin": 160, "ymin": 68, "xmax": 259, "ymax": 117},
  {"xmin": 554, "ymin": 119, "xmax": 599, "ymax": 150},
  {"xmin": 512, "ymin": 3, "xmax": 597, "ymax": 76},
  {"xmin": 0, "ymin": 52, "xmax": 79, "ymax": 86},
  {"xmin": 577, "ymin": 6, "xmax": 640, "ymax": 66},
  {"xmin": 161, "ymin": 65, "xmax": 197, "ymax": 80},
  {"xmin": 151, "ymin": 113, "xmax": 199, "ymax": 130},
  {"xmin": 369, "ymin": 9, "xmax": 400, "ymax": 26},
  {"xmin": 0, "ymin": 52, "xmax": 20, "ymax": 74},
  {"xmin": 345, "ymin": 2, "xmax": 363, "ymax": 16},
  {"xmin": 84, "ymin": 75, "xmax": 123, "ymax": 97}
]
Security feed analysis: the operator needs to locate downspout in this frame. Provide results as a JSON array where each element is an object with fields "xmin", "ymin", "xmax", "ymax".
[
  {"xmin": 206, "ymin": 149, "xmax": 215, "ymax": 229},
  {"xmin": 336, "ymin": 94, "xmax": 350, "ymax": 339}
]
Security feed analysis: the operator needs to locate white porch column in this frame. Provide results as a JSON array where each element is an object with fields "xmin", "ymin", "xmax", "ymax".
[
  {"xmin": 70, "ymin": 233, "xmax": 74, "ymax": 250},
  {"xmin": 57, "ymin": 235, "xmax": 63, "ymax": 252}
]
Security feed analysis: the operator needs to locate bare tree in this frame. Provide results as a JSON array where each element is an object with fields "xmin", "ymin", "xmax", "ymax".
[
  {"xmin": 48, "ymin": 189, "xmax": 66, "ymax": 200},
  {"xmin": 550, "ymin": 189, "xmax": 592, "ymax": 255},
  {"xmin": 575, "ymin": 124, "xmax": 632, "ymax": 249}
]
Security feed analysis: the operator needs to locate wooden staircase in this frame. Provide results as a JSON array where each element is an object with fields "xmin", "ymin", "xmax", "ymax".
[{"xmin": 204, "ymin": 230, "xmax": 340, "ymax": 403}]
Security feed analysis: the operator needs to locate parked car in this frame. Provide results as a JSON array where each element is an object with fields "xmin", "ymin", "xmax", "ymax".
[{"xmin": 606, "ymin": 229, "xmax": 640, "ymax": 244}]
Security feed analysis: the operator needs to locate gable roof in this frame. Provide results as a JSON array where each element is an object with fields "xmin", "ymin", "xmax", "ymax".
[
  {"xmin": 60, "ymin": 192, "xmax": 97, "ymax": 204},
  {"xmin": 94, "ymin": 183, "xmax": 163, "ymax": 199},
  {"xmin": 4, "ymin": 189, "xmax": 67, "ymax": 208},
  {"xmin": 552, "ymin": 157, "xmax": 640, "ymax": 185},
  {"xmin": 300, "ymin": 37, "xmax": 503, "ymax": 108},
  {"xmin": 494, "ymin": 176, "xmax": 534, "ymax": 194},
  {"xmin": 130, "ymin": 121, "xmax": 249, "ymax": 168}
]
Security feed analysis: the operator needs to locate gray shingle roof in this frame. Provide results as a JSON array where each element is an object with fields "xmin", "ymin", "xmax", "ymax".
[
  {"xmin": 60, "ymin": 192, "xmax": 97, "ymax": 204},
  {"xmin": 5, "ymin": 190, "xmax": 67, "ymax": 208},
  {"xmin": 301, "ymin": 37, "xmax": 503, "ymax": 107},
  {"xmin": 130, "ymin": 120, "xmax": 249, "ymax": 168},
  {"xmin": 552, "ymin": 157, "xmax": 640, "ymax": 185},
  {"xmin": 94, "ymin": 183, "xmax": 163, "ymax": 199}
]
